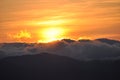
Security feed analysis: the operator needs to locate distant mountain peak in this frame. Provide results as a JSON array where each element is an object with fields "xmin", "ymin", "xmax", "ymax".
[{"xmin": 95, "ymin": 38, "xmax": 120, "ymax": 44}]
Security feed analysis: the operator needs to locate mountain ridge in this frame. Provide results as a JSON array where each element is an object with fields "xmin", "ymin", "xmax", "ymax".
[{"xmin": 0, "ymin": 53, "xmax": 120, "ymax": 80}]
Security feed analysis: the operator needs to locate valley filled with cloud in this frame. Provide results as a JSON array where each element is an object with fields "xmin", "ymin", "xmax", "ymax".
[{"xmin": 0, "ymin": 38, "xmax": 120, "ymax": 60}]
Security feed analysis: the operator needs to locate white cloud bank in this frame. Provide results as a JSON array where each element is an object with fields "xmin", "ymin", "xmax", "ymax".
[{"xmin": 0, "ymin": 39, "xmax": 120, "ymax": 60}]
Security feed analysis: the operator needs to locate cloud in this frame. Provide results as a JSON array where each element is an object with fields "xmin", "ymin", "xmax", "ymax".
[
  {"xmin": 0, "ymin": 38, "xmax": 120, "ymax": 60},
  {"xmin": 0, "ymin": 50, "xmax": 6, "ymax": 59},
  {"xmin": 8, "ymin": 30, "xmax": 31, "ymax": 42}
]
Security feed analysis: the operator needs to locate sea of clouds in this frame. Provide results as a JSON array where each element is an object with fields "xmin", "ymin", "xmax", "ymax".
[{"xmin": 0, "ymin": 38, "xmax": 120, "ymax": 60}]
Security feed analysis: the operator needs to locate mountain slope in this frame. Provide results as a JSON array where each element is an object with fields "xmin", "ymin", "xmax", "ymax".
[
  {"xmin": 0, "ymin": 53, "xmax": 81, "ymax": 80},
  {"xmin": 0, "ymin": 53, "xmax": 120, "ymax": 80}
]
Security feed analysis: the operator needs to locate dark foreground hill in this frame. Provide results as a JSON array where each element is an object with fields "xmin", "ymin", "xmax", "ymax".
[{"xmin": 0, "ymin": 53, "xmax": 120, "ymax": 80}]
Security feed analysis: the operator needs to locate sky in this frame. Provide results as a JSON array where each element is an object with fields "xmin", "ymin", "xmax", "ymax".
[{"xmin": 0, "ymin": 0, "xmax": 120, "ymax": 43}]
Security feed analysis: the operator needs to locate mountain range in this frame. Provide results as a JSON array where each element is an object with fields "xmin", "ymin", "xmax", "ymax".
[{"xmin": 0, "ymin": 53, "xmax": 120, "ymax": 80}]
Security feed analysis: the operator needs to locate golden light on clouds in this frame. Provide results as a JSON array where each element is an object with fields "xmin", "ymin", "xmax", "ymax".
[
  {"xmin": 26, "ymin": 18, "xmax": 71, "ymax": 27},
  {"xmin": 9, "ymin": 30, "xmax": 31, "ymax": 42},
  {"xmin": 37, "ymin": 20, "xmax": 66, "ymax": 26}
]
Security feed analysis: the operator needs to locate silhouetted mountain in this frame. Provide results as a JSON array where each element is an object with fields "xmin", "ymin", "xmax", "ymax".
[
  {"xmin": 96, "ymin": 38, "xmax": 120, "ymax": 45},
  {"xmin": 0, "ymin": 53, "xmax": 80, "ymax": 80},
  {"xmin": 61, "ymin": 39, "xmax": 75, "ymax": 43},
  {"xmin": 0, "ymin": 53, "xmax": 120, "ymax": 80},
  {"xmin": 78, "ymin": 39, "xmax": 91, "ymax": 42},
  {"xmin": 1, "ymin": 43, "xmax": 31, "ymax": 48}
]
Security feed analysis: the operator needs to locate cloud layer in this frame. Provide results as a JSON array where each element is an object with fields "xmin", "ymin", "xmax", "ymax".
[{"xmin": 0, "ymin": 38, "xmax": 120, "ymax": 60}]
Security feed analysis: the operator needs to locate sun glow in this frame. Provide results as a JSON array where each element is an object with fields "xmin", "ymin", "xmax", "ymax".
[{"xmin": 38, "ymin": 28, "xmax": 65, "ymax": 43}]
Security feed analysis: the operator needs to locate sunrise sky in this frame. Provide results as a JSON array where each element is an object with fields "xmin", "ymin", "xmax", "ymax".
[{"xmin": 0, "ymin": 0, "xmax": 120, "ymax": 43}]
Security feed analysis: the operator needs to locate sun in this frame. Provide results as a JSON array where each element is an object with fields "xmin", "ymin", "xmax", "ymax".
[{"xmin": 38, "ymin": 27, "xmax": 65, "ymax": 43}]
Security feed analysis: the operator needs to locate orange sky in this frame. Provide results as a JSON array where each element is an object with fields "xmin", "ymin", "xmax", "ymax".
[{"xmin": 0, "ymin": 0, "xmax": 120, "ymax": 43}]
